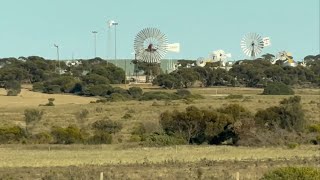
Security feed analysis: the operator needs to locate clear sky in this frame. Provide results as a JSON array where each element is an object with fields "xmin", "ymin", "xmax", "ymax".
[{"xmin": 0, "ymin": 0, "xmax": 319, "ymax": 61}]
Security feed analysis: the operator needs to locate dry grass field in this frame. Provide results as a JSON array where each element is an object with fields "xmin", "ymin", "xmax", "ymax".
[{"xmin": 0, "ymin": 85, "xmax": 319, "ymax": 179}]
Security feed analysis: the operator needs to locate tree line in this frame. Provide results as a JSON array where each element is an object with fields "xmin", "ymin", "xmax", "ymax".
[{"xmin": 0, "ymin": 54, "xmax": 319, "ymax": 96}]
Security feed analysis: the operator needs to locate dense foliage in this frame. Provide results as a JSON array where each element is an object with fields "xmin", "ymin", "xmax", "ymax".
[
  {"xmin": 159, "ymin": 96, "xmax": 309, "ymax": 146},
  {"xmin": 262, "ymin": 82, "xmax": 294, "ymax": 95},
  {"xmin": 154, "ymin": 54, "xmax": 320, "ymax": 88}
]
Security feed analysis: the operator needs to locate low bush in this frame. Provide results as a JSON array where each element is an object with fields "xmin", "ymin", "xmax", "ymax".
[
  {"xmin": 45, "ymin": 98, "xmax": 55, "ymax": 106},
  {"xmin": 142, "ymin": 133, "xmax": 186, "ymax": 147},
  {"xmin": 92, "ymin": 119, "xmax": 122, "ymax": 134},
  {"xmin": 308, "ymin": 123, "xmax": 320, "ymax": 133},
  {"xmin": 31, "ymin": 132, "xmax": 53, "ymax": 144},
  {"xmin": 51, "ymin": 125, "xmax": 85, "ymax": 144},
  {"xmin": 139, "ymin": 91, "xmax": 180, "ymax": 101},
  {"xmin": 255, "ymin": 96, "xmax": 305, "ymax": 132},
  {"xmin": 286, "ymin": 142, "xmax": 299, "ymax": 149},
  {"xmin": 130, "ymin": 123, "xmax": 147, "ymax": 141},
  {"xmin": 225, "ymin": 94, "xmax": 243, "ymax": 99},
  {"xmin": 128, "ymin": 87, "xmax": 143, "ymax": 99},
  {"xmin": 43, "ymin": 84, "xmax": 62, "ymax": 94},
  {"xmin": 0, "ymin": 126, "xmax": 26, "ymax": 143},
  {"xmin": 176, "ymin": 89, "xmax": 191, "ymax": 98},
  {"xmin": 122, "ymin": 113, "xmax": 132, "ymax": 119},
  {"xmin": 4, "ymin": 80, "xmax": 21, "ymax": 96},
  {"xmin": 82, "ymin": 84, "xmax": 112, "ymax": 96},
  {"xmin": 262, "ymin": 82, "xmax": 294, "ymax": 95},
  {"xmin": 24, "ymin": 109, "xmax": 44, "ymax": 124},
  {"xmin": 109, "ymin": 93, "xmax": 128, "ymax": 102},
  {"xmin": 261, "ymin": 167, "xmax": 320, "ymax": 180},
  {"xmin": 32, "ymin": 82, "xmax": 44, "ymax": 92},
  {"xmin": 88, "ymin": 131, "xmax": 112, "ymax": 144},
  {"xmin": 75, "ymin": 109, "xmax": 89, "ymax": 121}
]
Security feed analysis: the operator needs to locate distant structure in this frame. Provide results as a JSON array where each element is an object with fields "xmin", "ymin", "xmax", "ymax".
[
  {"xmin": 241, "ymin": 33, "xmax": 271, "ymax": 59},
  {"xmin": 275, "ymin": 51, "xmax": 297, "ymax": 67},
  {"xmin": 65, "ymin": 60, "xmax": 82, "ymax": 67},
  {"xmin": 194, "ymin": 50, "xmax": 232, "ymax": 70}
]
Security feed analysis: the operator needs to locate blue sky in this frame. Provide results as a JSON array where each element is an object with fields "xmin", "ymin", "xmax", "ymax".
[{"xmin": 0, "ymin": 0, "xmax": 319, "ymax": 61}]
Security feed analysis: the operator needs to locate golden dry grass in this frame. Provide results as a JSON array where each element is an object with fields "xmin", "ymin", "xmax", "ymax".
[
  {"xmin": 0, "ymin": 87, "xmax": 319, "ymax": 135},
  {"xmin": 0, "ymin": 86, "xmax": 319, "ymax": 178},
  {"xmin": 0, "ymin": 144, "xmax": 318, "ymax": 168}
]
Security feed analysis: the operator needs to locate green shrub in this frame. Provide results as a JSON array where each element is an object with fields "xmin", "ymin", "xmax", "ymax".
[
  {"xmin": 0, "ymin": 126, "xmax": 26, "ymax": 143},
  {"xmin": 44, "ymin": 85, "xmax": 61, "ymax": 94},
  {"xmin": 308, "ymin": 124, "xmax": 320, "ymax": 133},
  {"xmin": 129, "ymin": 134, "xmax": 142, "ymax": 142},
  {"xmin": 225, "ymin": 94, "xmax": 243, "ymax": 99},
  {"xmin": 128, "ymin": 87, "xmax": 143, "ymax": 98},
  {"xmin": 51, "ymin": 125, "xmax": 84, "ymax": 144},
  {"xmin": 140, "ymin": 91, "xmax": 180, "ymax": 101},
  {"xmin": 4, "ymin": 80, "xmax": 21, "ymax": 96},
  {"xmin": 176, "ymin": 89, "xmax": 191, "ymax": 98},
  {"xmin": 109, "ymin": 93, "xmax": 128, "ymax": 102},
  {"xmin": 82, "ymin": 74, "xmax": 110, "ymax": 85},
  {"xmin": 286, "ymin": 142, "xmax": 299, "ymax": 149},
  {"xmin": 130, "ymin": 122, "xmax": 147, "ymax": 141},
  {"xmin": 6, "ymin": 90, "xmax": 20, "ymax": 96},
  {"xmin": 44, "ymin": 98, "xmax": 55, "ymax": 106},
  {"xmin": 261, "ymin": 167, "xmax": 320, "ymax": 180},
  {"xmin": 255, "ymin": 96, "xmax": 305, "ymax": 132},
  {"xmin": 122, "ymin": 113, "xmax": 132, "ymax": 119},
  {"xmin": 218, "ymin": 104, "xmax": 252, "ymax": 121},
  {"xmin": 143, "ymin": 133, "xmax": 186, "ymax": 146},
  {"xmin": 83, "ymin": 84, "xmax": 112, "ymax": 96},
  {"xmin": 31, "ymin": 132, "xmax": 53, "ymax": 144},
  {"xmin": 262, "ymin": 82, "xmax": 294, "ymax": 95},
  {"xmin": 75, "ymin": 109, "xmax": 89, "ymax": 121},
  {"xmin": 24, "ymin": 109, "xmax": 44, "ymax": 124},
  {"xmin": 32, "ymin": 82, "xmax": 44, "ymax": 92},
  {"xmin": 88, "ymin": 131, "xmax": 112, "ymax": 144},
  {"xmin": 92, "ymin": 119, "xmax": 122, "ymax": 134}
]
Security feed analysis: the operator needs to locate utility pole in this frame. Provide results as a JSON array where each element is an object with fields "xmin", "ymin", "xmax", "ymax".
[
  {"xmin": 54, "ymin": 44, "xmax": 60, "ymax": 74},
  {"xmin": 92, "ymin": 31, "xmax": 98, "ymax": 58}
]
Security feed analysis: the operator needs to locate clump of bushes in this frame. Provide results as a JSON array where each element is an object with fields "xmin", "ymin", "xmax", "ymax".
[
  {"xmin": 122, "ymin": 113, "xmax": 132, "ymax": 119},
  {"xmin": 128, "ymin": 87, "xmax": 143, "ymax": 99},
  {"xmin": 261, "ymin": 167, "xmax": 320, "ymax": 180},
  {"xmin": 92, "ymin": 119, "xmax": 122, "ymax": 134},
  {"xmin": 160, "ymin": 104, "xmax": 251, "ymax": 144},
  {"xmin": 75, "ymin": 109, "xmax": 89, "ymax": 121},
  {"xmin": 31, "ymin": 132, "xmax": 53, "ymax": 144},
  {"xmin": 24, "ymin": 108, "xmax": 44, "ymax": 124},
  {"xmin": 130, "ymin": 123, "xmax": 147, "ymax": 142},
  {"xmin": 225, "ymin": 94, "xmax": 243, "ymax": 99},
  {"xmin": 50, "ymin": 125, "xmax": 86, "ymax": 144},
  {"xmin": 0, "ymin": 126, "xmax": 26, "ymax": 143},
  {"xmin": 142, "ymin": 133, "xmax": 186, "ymax": 146},
  {"xmin": 262, "ymin": 82, "xmax": 294, "ymax": 95},
  {"xmin": 159, "ymin": 96, "xmax": 309, "ymax": 146},
  {"xmin": 255, "ymin": 96, "xmax": 305, "ymax": 132},
  {"xmin": 139, "ymin": 89, "xmax": 201, "ymax": 101},
  {"xmin": 89, "ymin": 119, "xmax": 121, "ymax": 144},
  {"xmin": 5, "ymin": 80, "xmax": 21, "ymax": 96},
  {"xmin": 139, "ymin": 91, "xmax": 180, "ymax": 101},
  {"xmin": 32, "ymin": 82, "xmax": 44, "ymax": 92},
  {"xmin": 88, "ymin": 131, "xmax": 112, "ymax": 144},
  {"xmin": 109, "ymin": 93, "xmax": 128, "ymax": 102}
]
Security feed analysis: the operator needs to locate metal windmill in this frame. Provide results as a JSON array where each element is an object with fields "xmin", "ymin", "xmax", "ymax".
[
  {"xmin": 134, "ymin": 27, "xmax": 168, "ymax": 64},
  {"xmin": 240, "ymin": 33, "xmax": 265, "ymax": 59}
]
